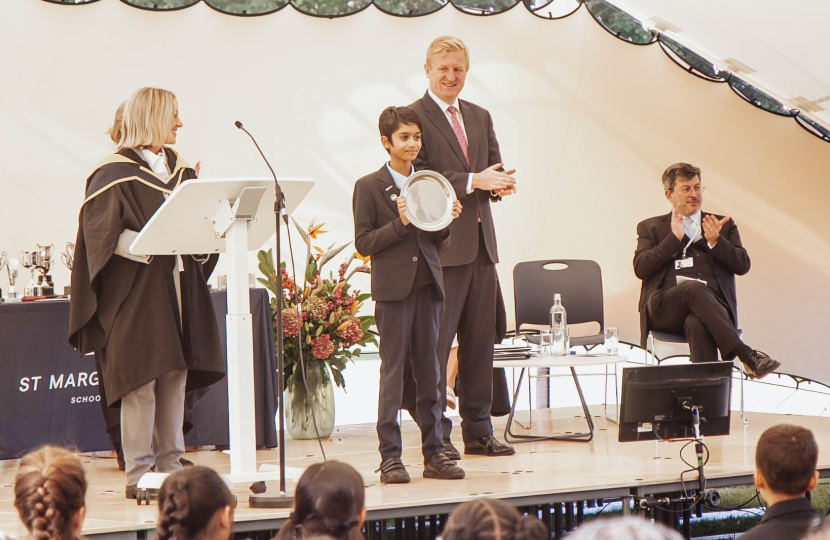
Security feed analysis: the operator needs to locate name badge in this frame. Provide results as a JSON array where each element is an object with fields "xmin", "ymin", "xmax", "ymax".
[{"xmin": 675, "ymin": 257, "xmax": 694, "ymax": 270}]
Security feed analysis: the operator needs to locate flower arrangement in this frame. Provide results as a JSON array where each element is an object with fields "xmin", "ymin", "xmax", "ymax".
[{"xmin": 257, "ymin": 219, "xmax": 375, "ymax": 395}]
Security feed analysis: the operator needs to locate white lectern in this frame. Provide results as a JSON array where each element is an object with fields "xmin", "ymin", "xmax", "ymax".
[{"xmin": 131, "ymin": 176, "xmax": 314, "ymax": 485}]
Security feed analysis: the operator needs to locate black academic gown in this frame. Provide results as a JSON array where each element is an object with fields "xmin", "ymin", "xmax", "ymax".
[{"xmin": 68, "ymin": 148, "xmax": 225, "ymax": 409}]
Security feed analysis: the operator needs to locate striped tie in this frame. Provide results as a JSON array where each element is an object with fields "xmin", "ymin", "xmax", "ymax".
[{"xmin": 447, "ymin": 105, "xmax": 469, "ymax": 165}]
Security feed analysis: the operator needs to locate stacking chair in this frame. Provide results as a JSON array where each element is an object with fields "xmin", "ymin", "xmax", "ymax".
[
  {"xmin": 511, "ymin": 260, "xmax": 617, "ymax": 435},
  {"xmin": 514, "ymin": 260, "xmax": 605, "ymax": 350},
  {"xmin": 646, "ymin": 327, "xmax": 748, "ymax": 424}
]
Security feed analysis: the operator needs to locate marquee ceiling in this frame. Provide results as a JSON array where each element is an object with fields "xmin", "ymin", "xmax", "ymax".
[{"xmin": 42, "ymin": 0, "xmax": 830, "ymax": 143}]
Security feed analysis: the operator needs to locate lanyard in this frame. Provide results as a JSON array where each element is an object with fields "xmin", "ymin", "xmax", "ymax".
[{"xmin": 682, "ymin": 219, "xmax": 699, "ymax": 259}]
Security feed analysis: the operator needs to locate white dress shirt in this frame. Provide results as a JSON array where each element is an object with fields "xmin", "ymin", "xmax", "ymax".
[{"xmin": 386, "ymin": 163, "xmax": 414, "ymax": 190}]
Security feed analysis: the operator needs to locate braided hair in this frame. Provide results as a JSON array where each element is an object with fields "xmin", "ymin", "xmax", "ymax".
[
  {"xmin": 156, "ymin": 466, "xmax": 236, "ymax": 540},
  {"xmin": 13, "ymin": 446, "xmax": 88, "ymax": 540},
  {"xmin": 272, "ymin": 462, "xmax": 365, "ymax": 540},
  {"xmin": 442, "ymin": 499, "xmax": 548, "ymax": 540}
]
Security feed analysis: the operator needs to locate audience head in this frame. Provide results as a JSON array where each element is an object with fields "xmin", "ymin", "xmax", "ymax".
[
  {"xmin": 755, "ymin": 423, "xmax": 819, "ymax": 497},
  {"xmin": 801, "ymin": 517, "xmax": 830, "ymax": 540},
  {"xmin": 14, "ymin": 446, "xmax": 88, "ymax": 540},
  {"xmin": 273, "ymin": 461, "xmax": 366, "ymax": 540},
  {"xmin": 119, "ymin": 87, "xmax": 182, "ymax": 150},
  {"xmin": 156, "ymin": 466, "xmax": 236, "ymax": 540},
  {"xmin": 565, "ymin": 517, "xmax": 682, "ymax": 540},
  {"xmin": 441, "ymin": 498, "xmax": 548, "ymax": 540},
  {"xmin": 108, "ymin": 101, "xmax": 126, "ymax": 145}
]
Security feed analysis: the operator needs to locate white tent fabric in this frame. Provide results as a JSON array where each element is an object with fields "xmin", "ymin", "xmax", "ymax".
[
  {"xmin": 1, "ymin": 1, "xmax": 828, "ymax": 383},
  {"xmin": 607, "ymin": 0, "xmax": 830, "ymax": 131}
]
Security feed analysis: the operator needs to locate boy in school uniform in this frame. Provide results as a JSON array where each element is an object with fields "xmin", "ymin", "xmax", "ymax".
[{"xmin": 353, "ymin": 106, "xmax": 464, "ymax": 483}]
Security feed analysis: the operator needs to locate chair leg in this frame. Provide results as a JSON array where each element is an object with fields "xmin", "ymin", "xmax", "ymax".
[
  {"xmin": 647, "ymin": 332, "xmax": 655, "ymax": 365},
  {"xmin": 603, "ymin": 362, "xmax": 609, "ymax": 416},
  {"xmin": 527, "ymin": 368, "xmax": 534, "ymax": 428},
  {"xmin": 740, "ymin": 361, "xmax": 748, "ymax": 425}
]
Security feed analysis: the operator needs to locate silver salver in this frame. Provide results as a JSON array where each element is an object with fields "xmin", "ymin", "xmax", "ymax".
[{"xmin": 400, "ymin": 170, "xmax": 457, "ymax": 232}]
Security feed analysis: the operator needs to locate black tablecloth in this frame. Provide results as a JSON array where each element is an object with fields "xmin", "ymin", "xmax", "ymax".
[{"xmin": 0, "ymin": 289, "xmax": 278, "ymax": 459}]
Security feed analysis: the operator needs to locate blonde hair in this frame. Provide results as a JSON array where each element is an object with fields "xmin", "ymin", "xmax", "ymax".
[
  {"xmin": 14, "ymin": 446, "xmax": 87, "ymax": 540},
  {"xmin": 426, "ymin": 36, "xmax": 469, "ymax": 69},
  {"xmin": 119, "ymin": 87, "xmax": 177, "ymax": 150},
  {"xmin": 108, "ymin": 101, "xmax": 126, "ymax": 145}
]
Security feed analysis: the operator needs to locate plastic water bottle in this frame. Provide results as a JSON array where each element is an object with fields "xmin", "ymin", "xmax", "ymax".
[{"xmin": 549, "ymin": 293, "xmax": 569, "ymax": 356}]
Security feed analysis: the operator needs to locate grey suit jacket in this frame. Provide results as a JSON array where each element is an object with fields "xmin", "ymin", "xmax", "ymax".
[
  {"xmin": 352, "ymin": 165, "xmax": 450, "ymax": 302},
  {"xmin": 409, "ymin": 92, "xmax": 502, "ymax": 267}
]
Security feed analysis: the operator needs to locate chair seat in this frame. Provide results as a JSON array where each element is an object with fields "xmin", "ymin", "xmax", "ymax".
[
  {"xmin": 649, "ymin": 331, "xmax": 687, "ymax": 344},
  {"xmin": 519, "ymin": 333, "xmax": 604, "ymax": 348},
  {"xmin": 570, "ymin": 334, "xmax": 605, "ymax": 347}
]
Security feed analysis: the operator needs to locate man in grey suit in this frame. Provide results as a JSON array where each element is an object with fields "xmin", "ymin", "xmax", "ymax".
[{"xmin": 409, "ymin": 36, "xmax": 516, "ymax": 458}]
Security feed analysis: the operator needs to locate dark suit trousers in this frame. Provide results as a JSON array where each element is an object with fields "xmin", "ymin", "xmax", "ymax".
[
  {"xmin": 437, "ymin": 242, "xmax": 497, "ymax": 443},
  {"xmin": 375, "ymin": 285, "xmax": 444, "ymax": 461},
  {"xmin": 647, "ymin": 281, "xmax": 743, "ymax": 362}
]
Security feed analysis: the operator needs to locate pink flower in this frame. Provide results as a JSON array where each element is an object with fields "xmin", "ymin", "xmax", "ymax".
[
  {"xmin": 282, "ymin": 308, "xmax": 300, "ymax": 338},
  {"xmin": 336, "ymin": 316, "xmax": 364, "ymax": 345},
  {"xmin": 303, "ymin": 297, "xmax": 329, "ymax": 321},
  {"xmin": 311, "ymin": 334, "xmax": 335, "ymax": 359}
]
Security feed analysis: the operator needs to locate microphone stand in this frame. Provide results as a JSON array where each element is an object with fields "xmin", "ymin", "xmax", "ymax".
[{"xmin": 236, "ymin": 121, "xmax": 293, "ymax": 508}]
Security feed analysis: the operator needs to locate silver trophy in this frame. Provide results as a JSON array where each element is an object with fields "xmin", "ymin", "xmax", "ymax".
[
  {"xmin": 61, "ymin": 242, "xmax": 74, "ymax": 296},
  {"xmin": 20, "ymin": 249, "xmax": 39, "ymax": 296},
  {"xmin": 20, "ymin": 244, "xmax": 55, "ymax": 297},
  {"xmin": 61, "ymin": 242, "xmax": 75, "ymax": 271},
  {"xmin": 4, "ymin": 253, "xmax": 20, "ymax": 300}
]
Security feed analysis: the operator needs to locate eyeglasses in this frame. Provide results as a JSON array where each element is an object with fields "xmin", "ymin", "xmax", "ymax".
[{"xmin": 674, "ymin": 185, "xmax": 705, "ymax": 195}]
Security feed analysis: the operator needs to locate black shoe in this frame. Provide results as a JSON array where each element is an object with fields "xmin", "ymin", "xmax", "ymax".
[
  {"xmin": 375, "ymin": 457, "xmax": 410, "ymax": 484},
  {"xmin": 744, "ymin": 350, "xmax": 781, "ymax": 380},
  {"xmin": 464, "ymin": 434, "xmax": 516, "ymax": 456},
  {"xmin": 180, "ymin": 457, "xmax": 194, "ymax": 467},
  {"xmin": 442, "ymin": 439, "xmax": 461, "ymax": 461},
  {"xmin": 125, "ymin": 485, "xmax": 158, "ymax": 503},
  {"xmin": 424, "ymin": 453, "xmax": 465, "ymax": 480},
  {"xmin": 108, "ymin": 430, "xmax": 125, "ymax": 471}
]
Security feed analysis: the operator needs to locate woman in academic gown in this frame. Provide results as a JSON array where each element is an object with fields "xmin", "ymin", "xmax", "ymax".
[{"xmin": 68, "ymin": 87, "xmax": 225, "ymax": 498}]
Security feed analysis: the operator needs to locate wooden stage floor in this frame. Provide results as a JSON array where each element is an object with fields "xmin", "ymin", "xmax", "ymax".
[{"xmin": 3, "ymin": 408, "xmax": 830, "ymax": 539}]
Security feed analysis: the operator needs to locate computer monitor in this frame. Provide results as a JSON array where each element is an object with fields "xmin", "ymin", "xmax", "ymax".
[{"xmin": 618, "ymin": 362, "xmax": 733, "ymax": 442}]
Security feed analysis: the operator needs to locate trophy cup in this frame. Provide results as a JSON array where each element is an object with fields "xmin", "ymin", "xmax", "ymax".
[
  {"xmin": 61, "ymin": 242, "xmax": 74, "ymax": 296},
  {"xmin": 20, "ymin": 249, "xmax": 39, "ymax": 297},
  {"xmin": 20, "ymin": 244, "xmax": 55, "ymax": 297},
  {"xmin": 5, "ymin": 255, "xmax": 21, "ymax": 300},
  {"xmin": 36, "ymin": 243, "xmax": 56, "ymax": 296}
]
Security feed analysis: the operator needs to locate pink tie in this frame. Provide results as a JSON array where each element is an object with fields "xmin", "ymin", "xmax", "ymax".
[{"xmin": 447, "ymin": 106, "xmax": 469, "ymax": 165}]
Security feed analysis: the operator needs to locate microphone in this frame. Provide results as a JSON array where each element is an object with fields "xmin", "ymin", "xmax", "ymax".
[{"xmin": 234, "ymin": 120, "xmax": 285, "ymax": 216}]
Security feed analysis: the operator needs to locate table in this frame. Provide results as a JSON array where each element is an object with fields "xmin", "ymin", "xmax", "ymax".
[
  {"xmin": 0, "ymin": 289, "xmax": 278, "ymax": 459},
  {"xmin": 493, "ymin": 354, "xmax": 627, "ymax": 443}
]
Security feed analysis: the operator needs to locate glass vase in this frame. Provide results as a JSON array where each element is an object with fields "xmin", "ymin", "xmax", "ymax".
[{"xmin": 285, "ymin": 364, "xmax": 336, "ymax": 440}]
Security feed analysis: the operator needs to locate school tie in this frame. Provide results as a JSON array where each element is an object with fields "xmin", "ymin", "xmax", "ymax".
[{"xmin": 447, "ymin": 106, "xmax": 469, "ymax": 165}]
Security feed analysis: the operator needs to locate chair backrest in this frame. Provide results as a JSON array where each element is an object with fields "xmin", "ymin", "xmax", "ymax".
[{"xmin": 513, "ymin": 260, "xmax": 604, "ymax": 333}]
